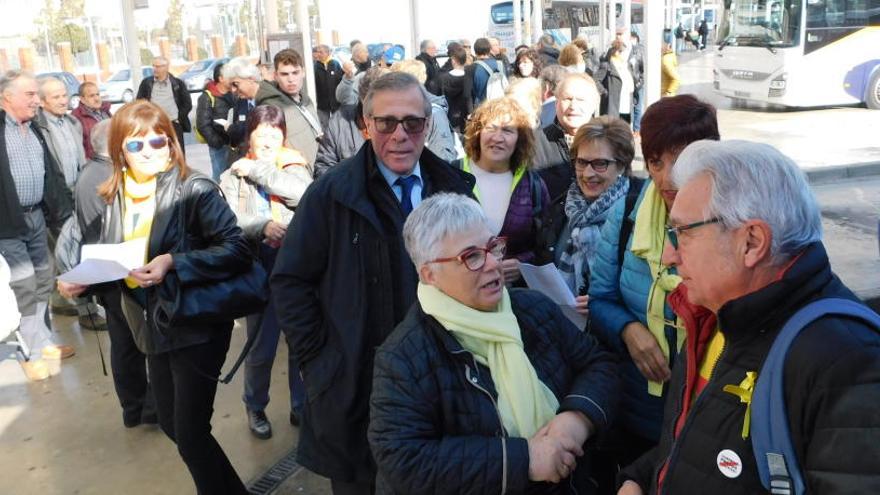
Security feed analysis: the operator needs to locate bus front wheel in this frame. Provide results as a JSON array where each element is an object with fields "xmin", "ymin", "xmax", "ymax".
[{"xmin": 867, "ymin": 70, "xmax": 880, "ymax": 110}]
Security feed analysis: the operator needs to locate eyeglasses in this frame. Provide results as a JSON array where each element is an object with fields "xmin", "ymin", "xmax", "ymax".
[
  {"xmin": 231, "ymin": 81, "xmax": 241, "ymax": 90},
  {"xmin": 371, "ymin": 116, "xmax": 428, "ymax": 135},
  {"xmin": 665, "ymin": 218, "xmax": 721, "ymax": 249},
  {"xmin": 573, "ymin": 158, "xmax": 616, "ymax": 172},
  {"xmin": 427, "ymin": 237, "xmax": 507, "ymax": 272},
  {"xmin": 124, "ymin": 136, "xmax": 169, "ymax": 153}
]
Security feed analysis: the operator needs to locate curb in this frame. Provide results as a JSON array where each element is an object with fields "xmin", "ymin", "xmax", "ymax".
[{"xmin": 805, "ymin": 161, "xmax": 880, "ymax": 184}]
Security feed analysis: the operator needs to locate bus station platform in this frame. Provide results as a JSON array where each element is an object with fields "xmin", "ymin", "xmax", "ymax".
[{"xmin": 1, "ymin": 47, "xmax": 878, "ymax": 495}]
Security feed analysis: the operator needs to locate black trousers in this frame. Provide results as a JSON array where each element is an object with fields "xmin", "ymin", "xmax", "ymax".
[
  {"xmin": 97, "ymin": 290, "xmax": 153, "ymax": 425},
  {"xmin": 149, "ymin": 328, "xmax": 248, "ymax": 495},
  {"xmin": 173, "ymin": 121, "xmax": 186, "ymax": 156}
]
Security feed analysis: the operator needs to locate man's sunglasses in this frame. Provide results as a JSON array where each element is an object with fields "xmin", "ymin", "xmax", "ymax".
[
  {"xmin": 125, "ymin": 136, "xmax": 169, "ymax": 153},
  {"xmin": 371, "ymin": 116, "xmax": 428, "ymax": 135}
]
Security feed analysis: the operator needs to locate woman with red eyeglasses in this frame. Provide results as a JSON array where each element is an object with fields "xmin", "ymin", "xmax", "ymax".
[
  {"xmin": 58, "ymin": 100, "xmax": 251, "ymax": 494},
  {"xmin": 368, "ymin": 193, "xmax": 617, "ymax": 495}
]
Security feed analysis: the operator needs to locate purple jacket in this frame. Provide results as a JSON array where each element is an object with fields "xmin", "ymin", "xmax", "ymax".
[
  {"xmin": 502, "ymin": 170, "xmax": 550, "ymax": 263},
  {"xmin": 455, "ymin": 159, "xmax": 550, "ymax": 263}
]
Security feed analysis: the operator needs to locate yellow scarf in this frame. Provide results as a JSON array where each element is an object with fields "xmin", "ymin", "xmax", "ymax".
[
  {"xmin": 417, "ymin": 283, "xmax": 559, "ymax": 437},
  {"xmin": 630, "ymin": 181, "xmax": 685, "ymax": 396},
  {"xmin": 122, "ymin": 169, "xmax": 157, "ymax": 289}
]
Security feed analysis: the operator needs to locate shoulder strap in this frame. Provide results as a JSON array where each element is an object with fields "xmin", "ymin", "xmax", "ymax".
[
  {"xmin": 617, "ymin": 176, "xmax": 645, "ymax": 268},
  {"xmin": 751, "ymin": 298, "xmax": 880, "ymax": 495},
  {"xmin": 475, "ymin": 60, "xmax": 495, "ymax": 75}
]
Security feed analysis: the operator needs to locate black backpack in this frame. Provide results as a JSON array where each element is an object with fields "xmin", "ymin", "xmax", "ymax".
[{"xmin": 617, "ymin": 176, "xmax": 646, "ymax": 268}]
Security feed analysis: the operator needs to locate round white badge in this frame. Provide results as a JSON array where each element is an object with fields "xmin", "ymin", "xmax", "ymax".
[{"xmin": 716, "ymin": 449, "xmax": 743, "ymax": 478}]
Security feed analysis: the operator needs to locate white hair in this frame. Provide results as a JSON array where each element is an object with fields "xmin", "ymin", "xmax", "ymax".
[
  {"xmin": 0, "ymin": 70, "xmax": 33, "ymax": 96},
  {"xmin": 672, "ymin": 139, "xmax": 822, "ymax": 265},
  {"xmin": 37, "ymin": 76, "xmax": 66, "ymax": 100},
  {"xmin": 223, "ymin": 56, "xmax": 261, "ymax": 81},
  {"xmin": 403, "ymin": 193, "xmax": 489, "ymax": 268},
  {"xmin": 90, "ymin": 119, "xmax": 111, "ymax": 157}
]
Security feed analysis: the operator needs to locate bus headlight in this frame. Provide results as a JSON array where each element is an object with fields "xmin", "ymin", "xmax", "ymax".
[
  {"xmin": 769, "ymin": 73, "xmax": 787, "ymax": 97},
  {"xmin": 769, "ymin": 73, "xmax": 787, "ymax": 89}
]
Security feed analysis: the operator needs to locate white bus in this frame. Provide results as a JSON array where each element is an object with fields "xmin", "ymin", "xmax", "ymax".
[
  {"xmin": 713, "ymin": 0, "xmax": 880, "ymax": 109},
  {"xmin": 488, "ymin": 0, "xmax": 644, "ymax": 58}
]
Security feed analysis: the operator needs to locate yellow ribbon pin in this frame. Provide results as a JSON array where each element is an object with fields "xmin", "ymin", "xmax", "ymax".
[{"xmin": 723, "ymin": 371, "xmax": 758, "ymax": 440}]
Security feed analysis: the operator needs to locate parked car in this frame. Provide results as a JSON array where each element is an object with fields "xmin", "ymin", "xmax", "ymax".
[
  {"xmin": 99, "ymin": 67, "xmax": 153, "ymax": 104},
  {"xmin": 36, "ymin": 71, "xmax": 81, "ymax": 109},
  {"xmin": 179, "ymin": 57, "xmax": 229, "ymax": 92}
]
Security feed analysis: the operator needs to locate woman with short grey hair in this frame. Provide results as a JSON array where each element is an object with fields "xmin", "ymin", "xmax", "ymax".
[
  {"xmin": 368, "ymin": 192, "xmax": 617, "ymax": 495},
  {"xmin": 672, "ymin": 139, "xmax": 822, "ymax": 264}
]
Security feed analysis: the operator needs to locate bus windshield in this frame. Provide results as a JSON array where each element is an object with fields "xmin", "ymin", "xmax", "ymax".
[
  {"xmin": 719, "ymin": 0, "xmax": 802, "ymax": 47},
  {"xmin": 490, "ymin": 1, "xmax": 530, "ymax": 25}
]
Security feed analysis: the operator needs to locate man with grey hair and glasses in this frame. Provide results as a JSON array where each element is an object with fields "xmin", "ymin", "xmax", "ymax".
[
  {"xmin": 0, "ymin": 70, "xmax": 74, "ymax": 381},
  {"xmin": 271, "ymin": 72, "xmax": 475, "ymax": 494},
  {"xmin": 618, "ymin": 140, "xmax": 880, "ymax": 495}
]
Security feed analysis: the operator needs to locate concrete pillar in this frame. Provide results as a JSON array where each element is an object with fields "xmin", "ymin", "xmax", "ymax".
[
  {"xmin": 186, "ymin": 36, "xmax": 199, "ymax": 61},
  {"xmin": 623, "ymin": 0, "xmax": 632, "ymax": 35},
  {"xmin": 57, "ymin": 42, "xmax": 74, "ymax": 72},
  {"xmin": 523, "ymin": 0, "xmax": 532, "ymax": 45},
  {"xmin": 121, "ymin": 0, "xmax": 143, "ymax": 92},
  {"xmin": 266, "ymin": 0, "xmax": 280, "ymax": 34},
  {"xmin": 234, "ymin": 35, "xmax": 248, "ymax": 56},
  {"xmin": 0, "ymin": 49, "xmax": 9, "ymax": 72},
  {"xmin": 332, "ymin": 30, "xmax": 340, "ymax": 46},
  {"xmin": 158, "ymin": 37, "xmax": 171, "ymax": 61},
  {"xmin": 643, "ymin": 0, "xmax": 664, "ymax": 107},
  {"xmin": 532, "ymin": 0, "xmax": 542, "ymax": 43},
  {"xmin": 513, "ymin": 0, "xmax": 522, "ymax": 47},
  {"xmin": 96, "ymin": 41, "xmax": 111, "ymax": 79},
  {"xmin": 210, "ymin": 36, "xmax": 224, "ymax": 58},
  {"xmin": 18, "ymin": 47, "xmax": 35, "ymax": 72}
]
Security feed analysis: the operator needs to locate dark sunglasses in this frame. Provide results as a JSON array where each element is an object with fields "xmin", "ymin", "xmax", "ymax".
[
  {"xmin": 371, "ymin": 116, "xmax": 428, "ymax": 135},
  {"xmin": 573, "ymin": 158, "xmax": 616, "ymax": 172},
  {"xmin": 666, "ymin": 218, "xmax": 721, "ymax": 249},
  {"xmin": 427, "ymin": 237, "xmax": 507, "ymax": 272},
  {"xmin": 124, "ymin": 136, "xmax": 169, "ymax": 153}
]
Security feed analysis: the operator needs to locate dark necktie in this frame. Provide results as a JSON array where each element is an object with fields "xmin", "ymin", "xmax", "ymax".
[{"xmin": 395, "ymin": 175, "xmax": 419, "ymax": 216}]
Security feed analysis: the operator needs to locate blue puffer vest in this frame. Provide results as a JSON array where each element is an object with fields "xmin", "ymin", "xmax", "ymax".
[{"xmin": 587, "ymin": 179, "xmax": 679, "ymax": 442}]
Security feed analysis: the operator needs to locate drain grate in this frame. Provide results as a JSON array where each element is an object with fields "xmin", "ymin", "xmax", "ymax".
[{"xmin": 247, "ymin": 448, "xmax": 301, "ymax": 495}]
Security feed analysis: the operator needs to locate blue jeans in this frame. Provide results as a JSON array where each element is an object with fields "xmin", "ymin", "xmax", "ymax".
[
  {"xmin": 209, "ymin": 146, "xmax": 230, "ymax": 182},
  {"xmin": 242, "ymin": 245, "xmax": 304, "ymax": 413},
  {"xmin": 632, "ymin": 86, "xmax": 645, "ymax": 132}
]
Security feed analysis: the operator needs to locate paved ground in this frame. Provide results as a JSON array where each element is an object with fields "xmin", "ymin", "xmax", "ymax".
[{"xmin": 1, "ymin": 48, "xmax": 878, "ymax": 495}]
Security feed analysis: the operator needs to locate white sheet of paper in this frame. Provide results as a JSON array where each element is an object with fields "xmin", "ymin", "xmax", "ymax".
[
  {"xmin": 57, "ymin": 238, "xmax": 147, "ymax": 285},
  {"xmin": 519, "ymin": 262, "xmax": 588, "ymax": 330}
]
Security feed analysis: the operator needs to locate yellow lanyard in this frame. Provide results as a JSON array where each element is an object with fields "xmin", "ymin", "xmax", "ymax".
[{"xmin": 461, "ymin": 156, "xmax": 526, "ymax": 203}]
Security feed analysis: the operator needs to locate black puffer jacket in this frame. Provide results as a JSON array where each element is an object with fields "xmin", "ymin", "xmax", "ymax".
[
  {"xmin": 101, "ymin": 169, "xmax": 251, "ymax": 355},
  {"xmin": 533, "ymin": 121, "xmax": 573, "ymax": 203},
  {"xmin": 369, "ymin": 289, "xmax": 619, "ymax": 495},
  {"xmin": 270, "ymin": 142, "xmax": 475, "ymax": 483},
  {"xmin": 619, "ymin": 242, "xmax": 880, "ymax": 494},
  {"xmin": 195, "ymin": 82, "xmax": 234, "ymax": 149}
]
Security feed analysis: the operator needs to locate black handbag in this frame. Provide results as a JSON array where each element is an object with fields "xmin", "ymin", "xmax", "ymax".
[{"xmin": 153, "ymin": 175, "xmax": 269, "ymax": 330}]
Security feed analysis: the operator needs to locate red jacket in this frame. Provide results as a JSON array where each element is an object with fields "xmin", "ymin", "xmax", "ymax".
[{"xmin": 71, "ymin": 102, "xmax": 112, "ymax": 159}]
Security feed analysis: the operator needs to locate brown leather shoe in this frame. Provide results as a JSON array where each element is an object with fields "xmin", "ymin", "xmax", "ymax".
[
  {"xmin": 20, "ymin": 359, "xmax": 50, "ymax": 381},
  {"xmin": 42, "ymin": 345, "xmax": 76, "ymax": 360}
]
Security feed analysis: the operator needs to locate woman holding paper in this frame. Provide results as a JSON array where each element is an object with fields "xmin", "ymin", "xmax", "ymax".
[
  {"xmin": 59, "ymin": 100, "xmax": 251, "ymax": 494},
  {"xmin": 536, "ymin": 116, "xmax": 638, "ymax": 310},
  {"xmin": 368, "ymin": 193, "xmax": 617, "ymax": 494},
  {"xmin": 453, "ymin": 97, "xmax": 550, "ymax": 285},
  {"xmin": 586, "ymin": 95, "xmax": 720, "ymax": 493},
  {"xmin": 219, "ymin": 104, "xmax": 312, "ymax": 440}
]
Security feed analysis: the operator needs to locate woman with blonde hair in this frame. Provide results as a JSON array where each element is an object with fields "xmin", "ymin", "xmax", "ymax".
[
  {"xmin": 58, "ymin": 100, "xmax": 251, "ymax": 494},
  {"xmin": 454, "ymin": 97, "xmax": 549, "ymax": 284}
]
